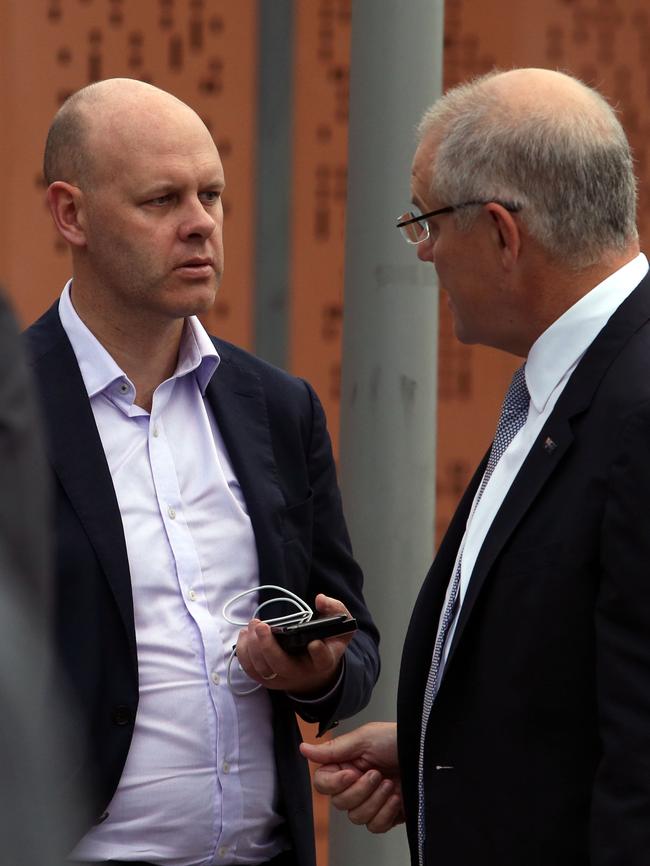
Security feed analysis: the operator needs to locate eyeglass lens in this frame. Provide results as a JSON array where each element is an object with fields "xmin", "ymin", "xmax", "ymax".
[{"xmin": 398, "ymin": 211, "xmax": 429, "ymax": 244}]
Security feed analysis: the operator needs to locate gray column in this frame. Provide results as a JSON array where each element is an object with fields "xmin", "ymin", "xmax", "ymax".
[
  {"xmin": 253, "ymin": 0, "xmax": 293, "ymax": 368},
  {"xmin": 332, "ymin": 2, "xmax": 444, "ymax": 864}
]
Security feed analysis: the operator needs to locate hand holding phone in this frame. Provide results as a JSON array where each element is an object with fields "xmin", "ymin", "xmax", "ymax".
[{"xmin": 272, "ymin": 614, "xmax": 357, "ymax": 655}]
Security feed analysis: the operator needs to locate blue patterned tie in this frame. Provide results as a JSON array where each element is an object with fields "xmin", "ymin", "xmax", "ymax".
[{"xmin": 416, "ymin": 364, "xmax": 530, "ymax": 865}]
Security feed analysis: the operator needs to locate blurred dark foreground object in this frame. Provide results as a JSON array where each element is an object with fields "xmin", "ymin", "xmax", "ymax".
[{"xmin": 0, "ymin": 290, "xmax": 86, "ymax": 865}]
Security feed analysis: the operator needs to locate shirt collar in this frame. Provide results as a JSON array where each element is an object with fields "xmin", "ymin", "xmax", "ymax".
[
  {"xmin": 525, "ymin": 252, "xmax": 649, "ymax": 413},
  {"xmin": 177, "ymin": 315, "xmax": 220, "ymax": 395},
  {"xmin": 58, "ymin": 280, "xmax": 220, "ymax": 402}
]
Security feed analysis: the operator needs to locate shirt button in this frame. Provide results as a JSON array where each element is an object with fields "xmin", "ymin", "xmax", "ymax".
[
  {"xmin": 168, "ymin": 506, "xmax": 176, "ymax": 520},
  {"xmin": 223, "ymin": 761, "xmax": 231, "ymax": 774},
  {"xmin": 218, "ymin": 847, "xmax": 229, "ymax": 858},
  {"xmin": 152, "ymin": 425, "xmax": 159, "ymax": 438},
  {"xmin": 119, "ymin": 383, "xmax": 129, "ymax": 394},
  {"xmin": 188, "ymin": 589, "xmax": 197, "ymax": 602},
  {"xmin": 211, "ymin": 671, "xmax": 220, "ymax": 685}
]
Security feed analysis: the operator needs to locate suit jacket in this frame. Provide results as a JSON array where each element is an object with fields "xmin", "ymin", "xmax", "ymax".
[
  {"xmin": 24, "ymin": 301, "xmax": 380, "ymax": 866},
  {"xmin": 398, "ymin": 272, "xmax": 650, "ymax": 866}
]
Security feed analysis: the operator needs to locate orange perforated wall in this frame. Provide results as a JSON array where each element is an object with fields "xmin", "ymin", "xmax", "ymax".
[
  {"xmin": 0, "ymin": 0, "xmax": 257, "ymax": 346},
  {"xmin": 288, "ymin": 0, "xmax": 351, "ymax": 456}
]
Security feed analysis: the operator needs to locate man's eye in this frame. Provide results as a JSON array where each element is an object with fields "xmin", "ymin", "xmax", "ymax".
[
  {"xmin": 199, "ymin": 190, "xmax": 221, "ymax": 205},
  {"xmin": 147, "ymin": 194, "xmax": 173, "ymax": 206}
]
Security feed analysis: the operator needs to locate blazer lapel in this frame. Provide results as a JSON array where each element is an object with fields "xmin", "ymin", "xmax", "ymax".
[
  {"xmin": 400, "ymin": 453, "xmax": 487, "ymax": 713},
  {"xmin": 446, "ymin": 273, "xmax": 650, "ymax": 667},
  {"xmin": 205, "ymin": 346, "xmax": 288, "ymax": 590},
  {"xmin": 27, "ymin": 307, "xmax": 136, "ymax": 663}
]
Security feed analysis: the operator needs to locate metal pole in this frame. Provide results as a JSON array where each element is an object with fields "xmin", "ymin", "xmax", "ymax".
[
  {"xmin": 333, "ymin": 1, "xmax": 444, "ymax": 863},
  {"xmin": 253, "ymin": 0, "xmax": 293, "ymax": 367}
]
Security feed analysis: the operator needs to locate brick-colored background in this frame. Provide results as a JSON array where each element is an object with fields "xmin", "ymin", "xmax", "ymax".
[{"xmin": 0, "ymin": 0, "xmax": 257, "ymax": 344}]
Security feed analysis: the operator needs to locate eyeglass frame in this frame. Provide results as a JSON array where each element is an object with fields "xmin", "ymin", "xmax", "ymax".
[{"xmin": 396, "ymin": 199, "xmax": 522, "ymax": 243}]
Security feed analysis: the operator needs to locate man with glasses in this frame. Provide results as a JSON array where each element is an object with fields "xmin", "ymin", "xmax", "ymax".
[
  {"xmin": 302, "ymin": 67, "xmax": 650, "ymax": 866},
  {"xmin": 24, "ymin": 78, "xmax": 380, "ymax": 866}
]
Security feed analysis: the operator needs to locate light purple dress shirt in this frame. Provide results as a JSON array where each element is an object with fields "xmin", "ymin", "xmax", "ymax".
[{"xmin": 59, "ymin": 282, "xmax": 289, "ymax": 865}]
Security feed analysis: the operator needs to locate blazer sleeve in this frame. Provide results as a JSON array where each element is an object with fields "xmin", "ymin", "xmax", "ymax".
[
  {"xmin": 591, "ymin": 399, "xmax": 650, "ymax": 864},
  {"xmin": 285, "ymin": 380, "xmax": 380, "ymax": 734}
]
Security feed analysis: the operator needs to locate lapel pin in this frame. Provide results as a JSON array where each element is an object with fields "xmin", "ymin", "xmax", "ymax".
[{"xmin": 543, "ymin": 436, "xmax": 557, "ymax": 454}]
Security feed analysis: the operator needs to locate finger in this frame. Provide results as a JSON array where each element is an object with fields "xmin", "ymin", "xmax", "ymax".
[
  {"xmin": 311, "ymin": 596, "xmax": 355, "ymax": 662},
  {"xmin": 346, "ymin": 776, "xmax": 396, "ymax": 826},
  {"xmin": 366, "ymin": 793, "xmax": 404, "ymax": 834},
  {"xmin": 252, "ymin": 621, "xmax": 297, "ymax": 674},
  {"xmin": 305, "ymin": 637, "xmax": 342, "ymax": 672},
  {"xmin": 245, "ymin": 620, "xmax": 280, "ymax": 681},
  {"xmin": 300, "ymin": 729, "xmax": 365, "ymax": 766},
  {"xmin": 314, "ymin": 593, "xmax": 351, "ymax": 618},
  {"xmin": 300, "ymin": 741, "xmax": 335, "ymax": 764},
  {"xmin": 234, "ymin": 628, "xmax": 255, "ymax": 674},
  {"xmin": 312, "ymin": 765, "xmax": 361, "ymax": 796},
  {"xmin": 331, "ymin": 769, "xmax": 386, "ymax": 812}
]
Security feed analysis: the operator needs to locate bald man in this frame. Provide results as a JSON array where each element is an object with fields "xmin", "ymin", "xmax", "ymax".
[
  {"xmin": 302, "ymin": 68, "xmax": 650, "ymax": 865},
  {"xmin": 24, "ymin": 79, "xmax": 379, "ymax": 866}
]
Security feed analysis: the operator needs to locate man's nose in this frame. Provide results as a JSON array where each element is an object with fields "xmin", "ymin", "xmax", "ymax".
[
  {"xmin": 416, "ymin": 236, "xmax": 434, "ymax": 263},
  {"xmin": 178, "ymin": 199, "xmax": 217, "ymax": 240}
]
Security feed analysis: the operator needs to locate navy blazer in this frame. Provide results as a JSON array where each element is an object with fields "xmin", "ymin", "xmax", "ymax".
[
  {"xmin": 25, "ymin": 302, "xmax": 380, "ymax": 866},
  {"xmin": 398, "ymin": 272, "xmax": 650, "ymax": 866}
]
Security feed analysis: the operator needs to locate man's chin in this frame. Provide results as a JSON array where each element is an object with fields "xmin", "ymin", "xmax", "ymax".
[
  {"xmin": 451, "ymin": 319, "xmax": 477, "ymax": 346},
  {"xmin": 165, "ymin": 282, "xmax": 219, "ymax": 318}
]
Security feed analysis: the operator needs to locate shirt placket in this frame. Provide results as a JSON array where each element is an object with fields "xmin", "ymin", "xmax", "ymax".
[{"xmin": 147, "ymin": 388, "xmax": 243, "ymax": 861}]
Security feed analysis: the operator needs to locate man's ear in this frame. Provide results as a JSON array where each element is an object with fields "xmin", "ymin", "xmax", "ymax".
[
  {"xmin": 46, "ymin": 182, "xmax": 87, "ymax": 248},
  {"xmin": 486, "ymin": 203, "xmax": 521, "ymax": 270}
]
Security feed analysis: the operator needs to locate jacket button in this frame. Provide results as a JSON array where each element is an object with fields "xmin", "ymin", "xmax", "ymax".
[{"xmin": 112, "ymin": 705, "xmax": 133, "ymax": 726}]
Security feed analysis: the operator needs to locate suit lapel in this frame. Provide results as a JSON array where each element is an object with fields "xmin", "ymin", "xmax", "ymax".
[
  {"xmin": 205, "ymin": 345, "xmax": 287, "ymax": 589},
  {"xmin": 445, "ymin": 273, "xmax": 650, "ymax": 666},
  {"xmin": 26, "ymin": 306, "xmax": 137, "ymax": 663},
  {"xmin": 400, "ymin": 454, "xmax": 486, "ymax": 711}
]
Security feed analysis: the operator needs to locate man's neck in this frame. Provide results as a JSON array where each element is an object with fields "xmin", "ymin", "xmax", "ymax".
[
  {"xmin": 510, "ymin": 243, "xmax": 642, "ymax": 356},
  {"xmin": 99, "ymin": 328, "xmax": 182, "ymax": 412},
  {"xmin": 69, "ymin": 284, "xmax": 184, "ymax": 412}
]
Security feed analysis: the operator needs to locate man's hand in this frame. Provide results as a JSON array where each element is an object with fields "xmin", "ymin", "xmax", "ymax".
[
  {"xmin": 235, "ymin": 593, "xmax": 354, "ymax": 696},
  {"xmin": 300, "ymin": 722, "xmax": 404, "ymax": 833}
]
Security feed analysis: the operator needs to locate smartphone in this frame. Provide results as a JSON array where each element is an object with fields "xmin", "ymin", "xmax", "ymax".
[{"xmin": 271, "ymin": 614, "xmax": 357, "ymax": 655}]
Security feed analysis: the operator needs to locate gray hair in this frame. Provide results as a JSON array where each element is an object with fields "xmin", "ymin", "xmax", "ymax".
[{"xmin": 418, "ymin": 70, "xmax": 638, "ymax": 269}]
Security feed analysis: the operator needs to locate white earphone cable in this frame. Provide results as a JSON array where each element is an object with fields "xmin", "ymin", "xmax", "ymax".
[{"xmin": 222, "ymin": 585, "xmax": 314, "ymax": 696}]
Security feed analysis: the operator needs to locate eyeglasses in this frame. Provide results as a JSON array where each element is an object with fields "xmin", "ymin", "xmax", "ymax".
[{"xmin": 396, "ymin": 200, "xmax": 522, "ymax": 244}]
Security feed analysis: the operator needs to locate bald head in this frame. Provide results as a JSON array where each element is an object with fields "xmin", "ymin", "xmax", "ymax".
[
  {"xmin": 416, "ymin": 67, "xmax": 638, "ymax": 268},
  {"xmin": 478, "ymin": 67, "xmax": 610, "ymax": 120},
  {"xmin": 43, "ymin": 78, "xmax": 210, "ymax": 188},
  {"xmin": 43, "ymin": 76, "xmax": 225, "ymax": 338}
]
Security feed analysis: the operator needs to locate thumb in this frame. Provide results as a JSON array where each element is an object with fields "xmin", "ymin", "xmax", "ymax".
[
  {"xmin": 314, "ymin": 593, "xmax": 351, "ymax": 617},
  {"xmin": 300, "ymin": 740, "xmax": 337, "ymax": 765},
  {"xmin": 300, "ymin": 728, "xmax": 363, "ymax": 766}
]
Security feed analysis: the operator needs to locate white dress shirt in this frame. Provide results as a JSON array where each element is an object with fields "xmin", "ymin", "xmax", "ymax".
[
  {"xmin": 59, "ymin": 282, "xmax": 288, "ymax": 865},
  {"xmin": 437, "ymin": 253, "xmax": 649, "ymax": 675}
]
